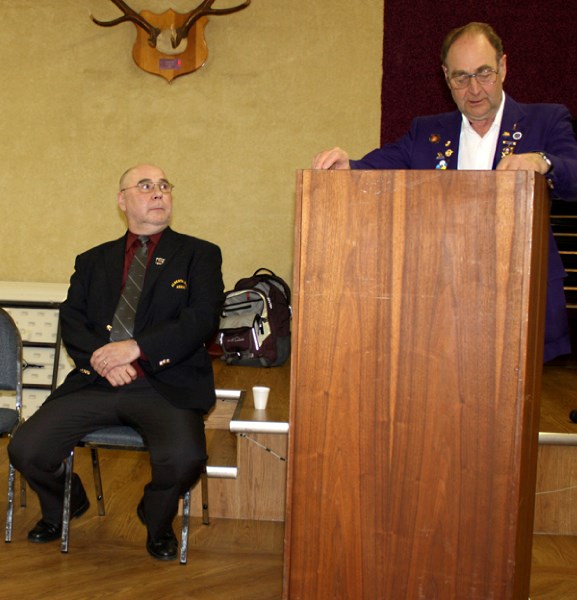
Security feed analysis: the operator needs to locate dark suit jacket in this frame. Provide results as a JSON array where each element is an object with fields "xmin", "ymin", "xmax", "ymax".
[
  {"xmin": 53, "ymin": 227, "xmax": 224, "ymax": 413},
  {"xmin": 350, "ymin": 95, "xmax": 577, "ymax": 360}
]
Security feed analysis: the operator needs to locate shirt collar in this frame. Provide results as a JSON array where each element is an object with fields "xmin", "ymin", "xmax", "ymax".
[
  {"xmin": 461, "ymin": 91, "xmax": 506, "ymax": 135},
  {"xmin": 125, "ymin": 230, "xmax": 164, "ymax": 252}
]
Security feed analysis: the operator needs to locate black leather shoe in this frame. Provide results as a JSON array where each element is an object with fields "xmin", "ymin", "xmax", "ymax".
[
  {"xmin": 146, "ymin": 531, "xmax": 178, "ymax": 561},
  {"xmin": 27, "ymin": 519, "xmax": 62, "ymax": 543},
  {"xmin": 27, "ymin": 497, "xmax": 90, "ymax": 544},
  {"xmin": 137, "ymin": 500, "xmax": 178, "ymax": 560}
]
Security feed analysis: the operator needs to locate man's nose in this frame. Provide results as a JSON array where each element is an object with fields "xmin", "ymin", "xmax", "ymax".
[{"xmin": 467, "ymin": 77, "xmax": 482, "ymax": 94}]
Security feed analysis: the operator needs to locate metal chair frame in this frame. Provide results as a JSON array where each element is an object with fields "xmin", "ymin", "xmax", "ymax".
[
  {"xmin": 60, "ymin": 426, "xmax": 209, "ymax": 564},
  {"xmin": 0, "ymin": 308, "xmax": 26, "ymax": 543}
]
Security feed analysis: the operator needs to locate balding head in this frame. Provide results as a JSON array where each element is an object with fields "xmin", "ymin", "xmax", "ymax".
[{"xmin": 117, "ymin": 164, "xmax": 173, "ymax": 235}]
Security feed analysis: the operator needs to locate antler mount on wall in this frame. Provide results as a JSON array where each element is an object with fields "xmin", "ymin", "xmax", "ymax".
[{"xmin": 92, "ymin": 0, "xmax": 251, "ymax": 82}]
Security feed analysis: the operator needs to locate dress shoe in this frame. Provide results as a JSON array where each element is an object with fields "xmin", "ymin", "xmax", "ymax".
[
  {"xmin": 27, "ymin": 496, "xmax": 90, "ymax": 544},
  {"xmin": 137, "ymin": 500, "xmax": 178, "ymax": 560},
  {"xmin": 27, "ymin": 519, "xmax": 62, "ymax": 543},
  {"xmin": 146, "ymin": 531, "xmax": 178, "ymax": 561}
]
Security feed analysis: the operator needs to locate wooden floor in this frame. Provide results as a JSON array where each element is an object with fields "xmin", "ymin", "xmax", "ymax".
[
  {"xmin": 531, "ymin": 534, "xmax": 577, "ymax": 600},
  {"xmin": 1, "ymin": 363, "xmax": 577, "ymax": 599},
  {"xmin": 0, "ymin": 445, "xmax": 284, "ymax": 600}
]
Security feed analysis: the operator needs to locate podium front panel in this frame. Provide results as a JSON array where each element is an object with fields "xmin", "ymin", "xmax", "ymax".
[{"xmin": 284, "ymin": 170, "xmax": 548, "ymax": 600}]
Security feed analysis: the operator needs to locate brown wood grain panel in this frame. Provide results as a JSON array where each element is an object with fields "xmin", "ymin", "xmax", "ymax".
[
  {"xmin": 535, "ymin": 444, "xmax": 577, "ymax": 535},
  {"xmin": 284, "ymin": 170, "xmax": 548, "ymax": 600}
]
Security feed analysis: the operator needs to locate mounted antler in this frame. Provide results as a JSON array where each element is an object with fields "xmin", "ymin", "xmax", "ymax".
[
  {"xmin": 172, "ymin": 0, "xmax": 251, "ymax": 49},
  {"xmin": 91, "ymin": 0, "xmax": 161, "ymax": 48},
  {"xmin": 91, "ymin": 0, "xmax": 253, "ymax": 82}
]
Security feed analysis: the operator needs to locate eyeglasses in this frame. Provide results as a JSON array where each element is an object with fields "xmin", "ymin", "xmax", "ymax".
[
  {"xmin": 449, "ymin": 68, "xmax": 499, "ymax": 90},
  {"xmin": 121, "ymin": 180, "xmax": 174, "ymax": 194}
]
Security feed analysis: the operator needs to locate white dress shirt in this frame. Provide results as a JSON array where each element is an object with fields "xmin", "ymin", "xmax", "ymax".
[{"xmin": 457, "ymin": 93, "xmax": 505, "ymax": 170}]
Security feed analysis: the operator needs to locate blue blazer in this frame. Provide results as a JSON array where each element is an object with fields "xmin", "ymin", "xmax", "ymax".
[
  {"xmin": 53, "ymin": 227, "xmax": 224, "ymax": 412},
  {"xmin": 350, "ymin": 96, "xmax": 577, "ymax": 360}
]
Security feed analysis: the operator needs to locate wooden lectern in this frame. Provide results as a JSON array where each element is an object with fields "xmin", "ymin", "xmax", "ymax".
[{"xmin": 283, "ymin": 170, "xmax": 549, "ymax": 600}]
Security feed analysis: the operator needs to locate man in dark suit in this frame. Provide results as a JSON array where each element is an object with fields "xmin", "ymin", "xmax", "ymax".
[
  {"xmin": 313, "ymin": 22, "xmax": 577, "ymax": 363},
  {"xmin": 9, "ymin": 164, "xmax": 224, "ymax": 560}
]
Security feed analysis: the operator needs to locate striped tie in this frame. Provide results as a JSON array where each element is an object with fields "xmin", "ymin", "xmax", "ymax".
[{"xmin": 110, "ymin": 235, "xmax": 149, "ymax": 342}]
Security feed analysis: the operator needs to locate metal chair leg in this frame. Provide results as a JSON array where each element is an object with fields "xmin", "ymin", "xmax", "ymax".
[
  {"xmin": 201, "ymin": 472, "xmax": 210, "ymax": 526},
  {"xmin": 5, "ymin": 463, "xmax": 15, "ymax": 543},
  {"xmin": 60, "ymin": 452, "xmax": 74, "ymax": 553},
  {"xmin": 179, "ymin": 489, "xmax": 190, "ymax": 565},
  {"xmin": 179, "ymin": 471, "xmax": 209, "ymax": 564},
  {"xmin": 90, "ymin": 449, "xmax": 105, "ymax": 516},
  {"xmin": 19, "ymin": 475, "xmax": 26, "ymax": 508}
]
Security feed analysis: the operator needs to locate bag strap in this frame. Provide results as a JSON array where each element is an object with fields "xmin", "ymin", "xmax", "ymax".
[
  {"xmin": 252, "ymin": 267, "xmax": 276, "ymax": 277},
  {"xmin": 250, "ymin": 268, "xmax": 291, "ymax": 305}
]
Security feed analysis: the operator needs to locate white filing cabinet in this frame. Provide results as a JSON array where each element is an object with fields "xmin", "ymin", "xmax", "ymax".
[{"xmin": 0, "ymin": 282, "xmax": 74, "ymax": 418}]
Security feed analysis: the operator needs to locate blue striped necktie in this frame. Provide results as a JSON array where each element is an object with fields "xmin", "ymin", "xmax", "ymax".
[{"xmin": 110, "ymin": 235, "xmax": 149, "ymax": 341}]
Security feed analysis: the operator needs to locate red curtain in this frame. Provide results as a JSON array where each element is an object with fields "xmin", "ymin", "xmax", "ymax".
[{"xmin": 381, "ymin": 1, "xmax": 577, "ymax": 144}]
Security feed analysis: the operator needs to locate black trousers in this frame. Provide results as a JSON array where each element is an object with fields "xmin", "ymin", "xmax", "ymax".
[{"xmin": 8, "ymin": 378, "xmax": 207, "ymax": 540}]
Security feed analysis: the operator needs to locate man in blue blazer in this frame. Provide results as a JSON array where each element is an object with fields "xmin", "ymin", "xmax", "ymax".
[
  {"xmin": 9, "ymin": 164, "xmax": 224, "ymax": 560},
  {"xmin": 313, "ymin": 22, "xmax": 577, "ymax": 363}
]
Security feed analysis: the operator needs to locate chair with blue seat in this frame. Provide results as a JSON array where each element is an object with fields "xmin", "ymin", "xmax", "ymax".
[
  {"xmin": 0, "ymin": 307, "xmax": 26, "ymax": 543},
  {"xmin": 60, "ymin": 425, "xmax": 209, "ymax": 564}
]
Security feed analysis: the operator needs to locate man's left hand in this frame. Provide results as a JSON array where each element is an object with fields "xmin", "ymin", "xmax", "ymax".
[
  {"xmin": 496, "ymin": 152, "xmax": 551, "ymax": 174},
  {"xmin": 103, "ymin": 364, "xmax": 138, "ymax": 387}
]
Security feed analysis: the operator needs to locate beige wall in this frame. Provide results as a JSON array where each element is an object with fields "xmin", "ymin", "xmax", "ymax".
[{"xmin": 0, "ymin": 0, "xmax": 383, "ymax": 290}]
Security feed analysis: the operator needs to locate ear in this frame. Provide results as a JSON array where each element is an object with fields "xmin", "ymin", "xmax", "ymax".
[
  {"xmin": 117, "ymin": 190, "xmax": 127, "ymax": 214},
  {"xmin": 441, "ymin": 64, "xmax": 450, "ymax": 87},
  {"xmin": 499, "ymin": 54, "xmax": 507, "ymax": 84}
]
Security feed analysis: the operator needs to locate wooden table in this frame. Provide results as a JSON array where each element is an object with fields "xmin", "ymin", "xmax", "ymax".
[{"xmin": 215, "ymin": 360, "xmax": 290, "ymax": 434}]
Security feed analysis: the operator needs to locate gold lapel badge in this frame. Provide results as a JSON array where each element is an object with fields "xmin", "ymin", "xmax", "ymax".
[{"xmin": 171, "ymin": 279, "xmax": 187, "ymax": 290}]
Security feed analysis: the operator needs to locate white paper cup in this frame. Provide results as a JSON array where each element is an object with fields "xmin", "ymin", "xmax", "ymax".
[{"xmin": 252, "ymin": 386, "xmax": 270, "ymax": 410}]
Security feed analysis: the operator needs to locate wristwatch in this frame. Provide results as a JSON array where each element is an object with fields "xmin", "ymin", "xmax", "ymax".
[{"xmin": 536, "ymin": 152, "xmax": 553, "ymax": 174}]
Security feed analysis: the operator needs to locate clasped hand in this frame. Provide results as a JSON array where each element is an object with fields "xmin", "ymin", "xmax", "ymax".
[{"xmin": 90, "ymin": 340, "xmax": 141, "ymax": 387}]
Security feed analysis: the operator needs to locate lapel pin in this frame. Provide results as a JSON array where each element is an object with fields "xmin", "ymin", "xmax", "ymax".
[
  {"xmin": 155, "ymin": 257, "xmax": 166, "ymax": 266},
  {"xmin": 171, "ymin": 279, "xmax": 187, "ymax": 289}
]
